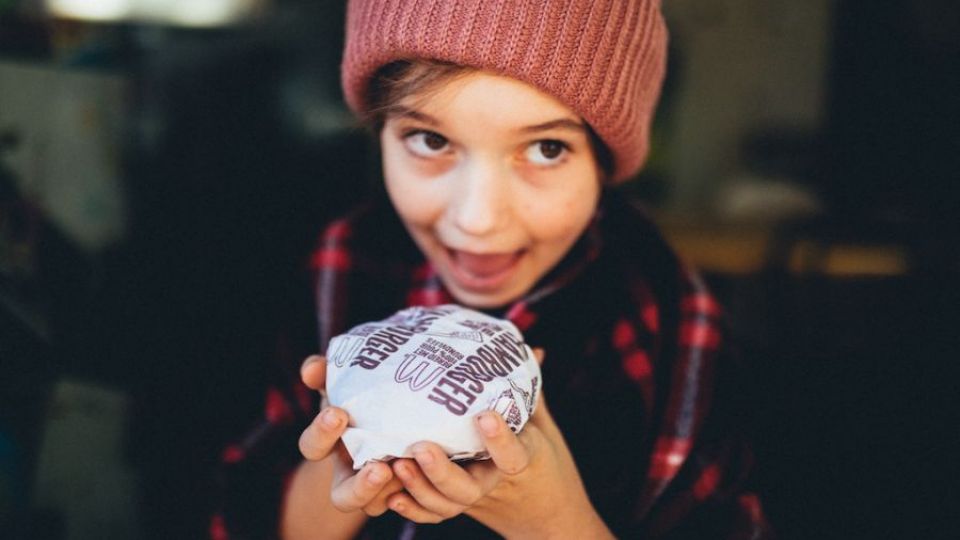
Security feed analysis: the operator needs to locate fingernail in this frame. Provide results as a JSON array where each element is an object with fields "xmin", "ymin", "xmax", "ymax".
[
  {"xmin": 414, "ymin": 449, "xmax": 434, "ymax": 466},
  {"xmin": 477, "ymin": 413, "xmax": 499, "ymax": 436},
  {"xmin": 321, "ymin": 409, "xmax": 340, "ymax": 429},
  {"xmin": 394, "ymin": 463, "xmax": 410, "ymax": 480},
  {"xmin": 367, "ymin": 467, "xmax": 385, "ymax": 485}
]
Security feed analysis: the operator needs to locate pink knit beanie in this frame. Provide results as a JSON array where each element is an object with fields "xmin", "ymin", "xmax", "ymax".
[{"xmin": 341, "ymin": 0, "xmax": 668, "ymax": 183}]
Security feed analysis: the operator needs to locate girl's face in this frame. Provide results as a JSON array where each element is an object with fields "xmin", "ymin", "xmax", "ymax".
[{"xmin": 380, "ymin": 71, "xmax": 602, "ymax": 308}]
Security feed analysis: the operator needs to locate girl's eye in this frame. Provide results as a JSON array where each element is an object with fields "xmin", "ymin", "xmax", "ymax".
[
  {"xmin": 404, "ymin": 131, "xmax": 450, "ymax": 157},
  {"xmin": 525, "ymin": 140, "xmax": 568, "ymax": 166}
]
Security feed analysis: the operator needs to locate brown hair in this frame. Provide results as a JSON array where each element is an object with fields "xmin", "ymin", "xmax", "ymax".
[{"xmin": 363, "ymin": 59, "xmax": 615, "ymax": 179}]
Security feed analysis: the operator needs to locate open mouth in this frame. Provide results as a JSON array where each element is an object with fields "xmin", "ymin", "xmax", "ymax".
[{"xmin": 444, "ymin": 248, "xmax": 525, "ymax": 291}]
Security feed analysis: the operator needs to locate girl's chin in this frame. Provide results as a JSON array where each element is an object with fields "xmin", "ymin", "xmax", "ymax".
[{"xmin": 445, "ymin": 285, "xmax": 524, "ymax": 309}]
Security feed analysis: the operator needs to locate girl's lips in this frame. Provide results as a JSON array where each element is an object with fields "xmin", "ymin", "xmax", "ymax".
[{"xmin": 445, "ymin": 249, "xmax": 524, "ymax": 290}]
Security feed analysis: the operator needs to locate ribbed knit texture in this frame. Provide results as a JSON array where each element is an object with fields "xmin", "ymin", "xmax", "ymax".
[{"xmin": 341, "ymin": 0, "xmax": 668, "ymax": 182}]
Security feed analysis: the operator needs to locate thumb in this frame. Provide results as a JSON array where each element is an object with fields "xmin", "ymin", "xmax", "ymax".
[
  {"xmin": 532, "ymin": 347, "xmax": 545, "ymax": 366},
  {"xmin": 300, "ymin": 354, "xmax": 327, "ymax": 391},
  {"xmin": 528, "ymin": 380, "xmax": 559, "ymax": 433},
  {"xmin": 528, "ymin": 348, "xmax": 555, "ymax": 430}
]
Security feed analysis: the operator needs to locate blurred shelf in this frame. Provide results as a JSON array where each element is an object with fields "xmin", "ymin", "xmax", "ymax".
[{"xmin": 656, "ymin": 217, "xmax": 911, "ymax": 277}]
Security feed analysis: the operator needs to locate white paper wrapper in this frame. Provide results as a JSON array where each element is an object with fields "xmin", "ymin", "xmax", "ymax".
[{"xmin": 325, "ymin": 304, "xmax": 541, "ymax": 469}]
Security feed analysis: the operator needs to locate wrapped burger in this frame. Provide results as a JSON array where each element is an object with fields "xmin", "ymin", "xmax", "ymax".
[{"xmin": 325, "ymin": 304, "xmax": 541, "ymax": 469}]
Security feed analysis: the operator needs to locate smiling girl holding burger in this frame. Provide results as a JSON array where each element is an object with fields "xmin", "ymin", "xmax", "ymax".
[{"xmin": 215, "ymin": 1, "xmax": 773, "ymax": 538}]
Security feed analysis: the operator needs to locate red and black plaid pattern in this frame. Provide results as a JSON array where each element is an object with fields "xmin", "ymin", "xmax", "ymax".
[{"xmin": 212, "ymin": 193, "xmax": 773, "ymax": 539}]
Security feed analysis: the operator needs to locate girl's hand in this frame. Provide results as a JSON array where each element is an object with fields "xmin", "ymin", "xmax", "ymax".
[
  {"xmin": 385, "ymin": 351, "xmax": 614, "ymax": 539},
  {"xmin": 298, "ymin": 355, "xmax": 405, "ymax": 517}
]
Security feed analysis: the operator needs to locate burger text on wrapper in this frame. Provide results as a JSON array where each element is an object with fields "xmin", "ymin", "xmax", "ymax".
[{"xmin": 325, "ymin": 305, "xmax": 542, "ymax": 469}]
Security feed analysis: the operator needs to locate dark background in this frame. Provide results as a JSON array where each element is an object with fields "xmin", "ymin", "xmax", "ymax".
[{"xmin": 2, "ymin": 1, "xmax": 958, "ymax": 538}]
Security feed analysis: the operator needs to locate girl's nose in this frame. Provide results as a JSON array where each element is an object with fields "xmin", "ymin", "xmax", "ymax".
[{"xmin": 449, "ymin": 160, "xmax": 510, "ymax": 237}]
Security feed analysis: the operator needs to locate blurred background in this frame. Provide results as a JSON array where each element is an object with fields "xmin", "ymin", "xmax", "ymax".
[{"xmin": 1, "ymin": 1, "xmax": 958, "ymax": 539}]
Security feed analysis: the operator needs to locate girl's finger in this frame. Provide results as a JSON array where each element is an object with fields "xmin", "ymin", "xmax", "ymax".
[
  {"xmin": 527, "ymin": 351, "xmax": 561, "ymax": 432},
  {"xmin": 330, "ymin": 461, "xmax": 394, "ymax": 513},
  {"xmin": 406, "ymin": 443, "xmax": 485, "ymax": 506},
  {"xmin": 298, "ymin": 407, "xmax": 347, "ymax": 461},
  {"xmin": 361, "ymin": 476, "xmax": 404, "ymax": 517},
  {"xmin": 391, "ymin": 457, "xmax": 467, "ymax": 518},
  {"xmin": 475, "ymin": 411, "xmax": 532, "ymax": 476},
  {"xmin": 386, "ymin": 492, "xmax": 447, "ymax": 525},
  {"xmin": 300, "ymin": 355, "xmax": 327, "ymax": 390},
  {"xmin": 461, "ymin": 459, "xmax": 503, "ymax": 499}
]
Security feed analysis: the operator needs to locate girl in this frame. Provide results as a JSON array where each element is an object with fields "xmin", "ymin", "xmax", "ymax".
[{"xmin": 215, "ymin": 1, "xmax": 772, "ymax": 538}]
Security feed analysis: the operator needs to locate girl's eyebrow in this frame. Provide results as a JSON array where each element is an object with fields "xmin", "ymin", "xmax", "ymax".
[
  {"xmin": 518, "ymin": 118, "xmax": 586, "ymax": 134},
  {"xmin": 389, "ymin": 106, "xmax": 584, "ymax": 134},
  {"xmin": 387, "ymin": 106, "xmax": 441, "ymax": 126}
]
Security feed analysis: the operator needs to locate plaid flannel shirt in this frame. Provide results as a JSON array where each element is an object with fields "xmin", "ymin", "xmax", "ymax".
[{"xmin": 212, "ymin": 191, "xmax": 773, "ymax": 539}]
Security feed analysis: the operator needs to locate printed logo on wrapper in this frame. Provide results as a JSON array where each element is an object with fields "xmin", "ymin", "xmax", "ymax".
[{"xmin": 325, "ymin": 305, "xmax": 542, "ymax": 469}]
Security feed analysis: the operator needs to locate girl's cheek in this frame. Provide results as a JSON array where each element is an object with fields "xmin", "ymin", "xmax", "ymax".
[
  {"xmin": 526, "ymin": 187, "xmax": 598, "ymax": 239},
  {"xmin": 388, "ymin": 175, "xmax": 445, "ymax": 223}
]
